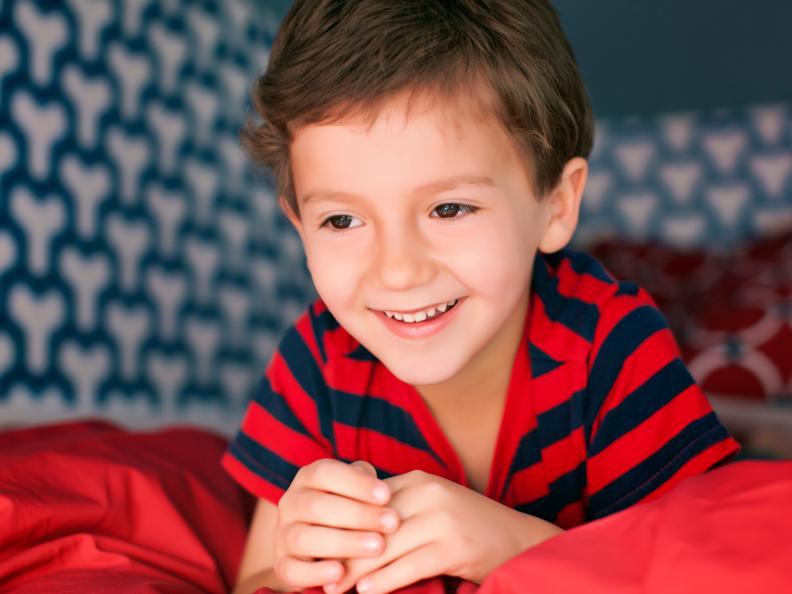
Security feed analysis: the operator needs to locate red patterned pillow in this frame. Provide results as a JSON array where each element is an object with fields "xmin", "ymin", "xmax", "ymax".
[{"xmin": 590, "ymin": 228, "xmax": 792, "ymax": 401}]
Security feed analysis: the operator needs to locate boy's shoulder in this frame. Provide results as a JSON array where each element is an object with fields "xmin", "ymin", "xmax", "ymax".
[{"xmin": 529, "ymin": 247, "xmax": 666, "ymax": 364}]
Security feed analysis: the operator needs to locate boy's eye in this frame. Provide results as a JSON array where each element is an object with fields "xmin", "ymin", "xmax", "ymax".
[
  {"xmin": 320, "ymin": 214, "xmax": 361, "ymax": 230},
  {"xmin": 319, "ymin": 202, "xmax": 478, "ymax": 231},
  {"xmin": 432, "ymin": 203, "xmax": 478, "ymax": 218}
]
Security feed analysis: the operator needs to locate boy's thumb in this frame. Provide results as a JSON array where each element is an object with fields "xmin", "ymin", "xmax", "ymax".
[{"xmin": 350, "ymin": 460, "xmax": 377, "ymax": 477}]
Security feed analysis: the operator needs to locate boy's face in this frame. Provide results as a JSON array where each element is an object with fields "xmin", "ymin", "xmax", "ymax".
[{"xmin": 287, "ymin": 92, "xmax": 555, "ymax": 391}]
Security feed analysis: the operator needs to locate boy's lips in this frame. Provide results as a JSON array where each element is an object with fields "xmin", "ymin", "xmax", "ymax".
[
  {"xmin": 375, "ymin": 297, "xmax": 465, "ymax": 339},
  {"xmin": 375, "ymin": 298, "xmax": 459, "ymax": 316}
]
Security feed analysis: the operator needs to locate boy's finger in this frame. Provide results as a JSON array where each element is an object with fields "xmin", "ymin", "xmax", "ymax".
[
  {"xmin": 354, "ymin": 541, "xmax": 442, "ymax": 594},
  {"xmin": 298, "ymin": 458, "xmax": 391, "ymax": 504},
  {"xmin": 295, "ymin": 490, "xmax": 400, "ymax": 533},
  {"xmin": 285, "ymin": 523, "xmax": 386, "ymax": 559},
  {"xmin": 350, "ymin": 460, "xmax": 378, "ymax": 477},
  {"xmin": 275, "ymin": 556, "xmax": 344, "ymax": 591}
]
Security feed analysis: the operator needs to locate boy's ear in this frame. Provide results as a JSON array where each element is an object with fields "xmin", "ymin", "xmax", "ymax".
[
  {"xmin": 278, "ymin": 196, "xmax": 305, "ymax": 241},
  {"xmin": 538, "ymin": 156, "xmax": 588, "ymax": 254}
]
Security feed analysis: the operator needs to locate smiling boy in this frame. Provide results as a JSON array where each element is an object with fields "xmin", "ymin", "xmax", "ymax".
[{"xmin": 222, "ymin": 2, "xmax": 741, "ymax": 593}]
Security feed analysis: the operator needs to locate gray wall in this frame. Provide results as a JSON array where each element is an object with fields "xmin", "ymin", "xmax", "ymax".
[{"xmin": 555, "ymin": 0, "xmax": 791, "ymax": 117}]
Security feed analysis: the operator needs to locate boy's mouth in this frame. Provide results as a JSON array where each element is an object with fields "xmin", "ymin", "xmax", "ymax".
[{"xmin": 381, "ymin": 298, "xmax": 459, "ymax": 324}]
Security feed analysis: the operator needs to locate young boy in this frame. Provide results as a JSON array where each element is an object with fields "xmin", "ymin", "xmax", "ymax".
[{"xmin": 222, "ymin": 1, "xmax": 741, "ymax": 593}]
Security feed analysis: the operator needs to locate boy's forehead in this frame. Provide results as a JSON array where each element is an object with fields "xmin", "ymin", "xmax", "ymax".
[
  {"xmin": 288, "ymin": 84, "xmax": 533, "ymax": 204},
  {"xmin": 291, "ymin": 93, "xmax": 507, "ymax": 180},
  {"xmin": 295, "ymin": 83, "xmax": 502, "ymax": 144}
]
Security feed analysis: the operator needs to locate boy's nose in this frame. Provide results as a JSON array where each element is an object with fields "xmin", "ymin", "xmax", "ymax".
[{"xmin": 372, "ymin": 227, "xmax": 435, "ymax": 291}]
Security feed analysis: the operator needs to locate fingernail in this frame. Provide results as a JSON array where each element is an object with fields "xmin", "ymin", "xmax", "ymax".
[
  {"xmin": 364, "ymin": 536, "xmax": 381, "ymax": 551},
  {"xmin": 327, "ymin": 565, "xmax": 342, "ymax": 580},
  {"xmin": 323, "ymin": 584, "xmax": 337, "ymax": 594},
  {"xmin": 357, "ymin": 578, "xmax": 372, "ymax": 593},
  {"xmin": 381, "ymin": 512, "xmax": 397, "ymax": 531},
  {"xmin": 372, "ymin": 483, "xmax": 389, "ymax": 502}
]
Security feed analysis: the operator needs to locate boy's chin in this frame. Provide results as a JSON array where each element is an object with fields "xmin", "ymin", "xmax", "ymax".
[{"xmin": 380, "ymin": 352, "xmax": 467, "ymax": 388}]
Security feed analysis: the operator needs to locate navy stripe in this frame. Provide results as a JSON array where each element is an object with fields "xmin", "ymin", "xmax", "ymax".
[
  {"xmin": 583, "ymin": 305, "xmax": 668, "ymax": 442},
  {"xmin": 312, "ymin": 306, "xmax": 342, "ymax": 333},
  {"xmin": 588, "ymin": 413, "xmax": 729, "ymax": 519},
  {"xmin": 280, "ymin": 326, "xmax": 335, "ymax": 446},
  {"xmin": 558, "ymin": 249, "xmax": 615, "ymax": 284},
  {"xmin": 251, "ymin": 374, "xmax": 316, "ymax": 438},
  {"xmin": 515, "ymin": 460, "xmax": 586, "ymax": 523},
  {"xmin": 229, "ymin": 431, "xmax": 300, "ymax": 490},
  {"xmin": 588, "ymin": 359, "xmax": 696, "ymax": 456},
  {"xmin": 308, "ymin": 304, "xmax": 331, "ymax": 364},
  {"xmin": 537, "ymin": 388, "xmax": 586, "ymax": 447},
  {"xmin": 529, "ymin": 342, "xmax": 564, "ymax": 378},
  {"xmin": 330, "ymin": 388, "xmax": 444, "ymax": 466},
  {"xmin": 347, "ymin": 344, "xmax": 377, "ymax": 361},
  {"xmin": 500, "ymin": 389, "xmax": 585, "ymax": 498},
  {"xmin": 532, "ymin": 253, "xmax": 600, "ymax": 342},
  {"xmin": 615, "ymin": 280, "xmax": 639, "ymax": 296},
  {"xmin": 311, "ymin": 305, "xmax": 344, "ymax": 362},
  {"xmin": 501, "ymin": 426, "xmax": 543, "ymax": 499}
]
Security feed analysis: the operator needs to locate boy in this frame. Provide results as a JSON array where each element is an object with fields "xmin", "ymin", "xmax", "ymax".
[{"xmin": 222, "ymin": 1, "xmax": 740, "ymax": 593}]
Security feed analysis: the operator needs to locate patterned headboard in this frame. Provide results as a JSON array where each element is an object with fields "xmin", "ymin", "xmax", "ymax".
[
  {"xmin": 0, "ymin": 0, "xmax": 313, "ymax": 435},
  {"xmin": 1, "ymin": 1, "xmax": 790, "ymax": 436},
  {"xmin": 575, "ymin": 103, "xmax": 792, "ymax": 248}
]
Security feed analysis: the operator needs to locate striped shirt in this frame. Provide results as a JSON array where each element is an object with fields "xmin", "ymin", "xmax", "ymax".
[{"xmin": 222, "ymin": 248, "xmax": 740, "ymax": 528}]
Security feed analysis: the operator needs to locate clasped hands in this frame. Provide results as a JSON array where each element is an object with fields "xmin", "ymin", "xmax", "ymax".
[{"xmin": 273, "ymin": 459, "xmax": 563, "ymax": 594}]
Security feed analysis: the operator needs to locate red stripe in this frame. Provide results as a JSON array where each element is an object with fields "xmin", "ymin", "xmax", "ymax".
[
  {"xmin": 529, "ymin": 294, "xmax": 592, "ymax": 361},
  {"xmin": 588, "ymin": 328, "xmax": 679, "ymax": 438},
  {"xmin": 589, "ymin": 292, "xmax": 668, "ymax": 364},
  {"xmin": 541, "ymin": 426, "xmax": 586, "ymax": 485},
  {"xmin": 587, "ymin": 383, "xmax": 716, "ymax": 494},
  {"xmin": 636, "ymin": 436, "xmax": 741, "ymax": 505},
  {"xmin": 333, "ymin": 422, "xmax": 448, "ymax": 478},
  {"xmin": 555, "ymin": 499, "xmax": 585, "ymax": 529},
  {"xmin": 295, "ymin": 305, "xmax": 325, "ymax": 367},
  {"xmin": 555, "ymin": 258, "xmax": 615, "ymax": 304},
  {"xmin": 241, "ymin": 400, "xmax": 329, "ymax": 467},
  {"xmin": 222, "ymin": 452, "xmax": 285, "ymax": 504},
  {"xmin": 531, "ymin": 360, "xmax": 587, "ymax": 414},
  {"xmin": 326, "ymin": 356, "xmax": 408, "ymax": 411},
  {"xmin": 507, "ymin": 462, "xmax": 550, "ymax": 504}
]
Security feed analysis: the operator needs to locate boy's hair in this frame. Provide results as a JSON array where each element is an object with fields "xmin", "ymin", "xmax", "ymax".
[{"xmin": 244, "ymin": 0, "xmax": 594, "ymax": 216}]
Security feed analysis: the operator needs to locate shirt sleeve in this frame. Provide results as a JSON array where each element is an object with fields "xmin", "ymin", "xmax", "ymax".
[
  {"xmin": 583, "ymin": 283, "xmax": 741, "ymax": 521},
  {"xmin": 222, "ymin": 303, "xmax": 336, "ymax": 504}
]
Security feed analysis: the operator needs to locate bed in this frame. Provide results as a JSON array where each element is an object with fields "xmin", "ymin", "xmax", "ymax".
[{"xmin": 1, "ymin": 419, "xmax": 791, "ymax": 593}]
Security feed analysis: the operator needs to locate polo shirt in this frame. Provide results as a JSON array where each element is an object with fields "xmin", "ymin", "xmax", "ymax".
[{"xmin": 222, "ymin": 248, "xmax": 740, "ymax": 528}]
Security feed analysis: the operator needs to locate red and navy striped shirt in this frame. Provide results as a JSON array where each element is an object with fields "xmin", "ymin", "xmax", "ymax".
[{"xmin": 222, "ymin": 248, "xmax": 740, "ymax": 528}]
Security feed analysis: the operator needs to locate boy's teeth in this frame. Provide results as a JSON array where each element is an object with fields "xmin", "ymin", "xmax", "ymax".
[{"xmin": 384, "ymin": 299, "xmax": 458, "ymax": 323}]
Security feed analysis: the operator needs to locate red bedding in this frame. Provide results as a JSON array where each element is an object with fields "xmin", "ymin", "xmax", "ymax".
[
  {"xmin": 2, "ymin": 420, "xmax": 791, "ymax": 593},
  {"xmin": 255, "ymin": 460, "xmax": 792, "ymax": 594},
  {"xmin": 0, "ymin": 420, "xmax": 255, "ymax": 593}
]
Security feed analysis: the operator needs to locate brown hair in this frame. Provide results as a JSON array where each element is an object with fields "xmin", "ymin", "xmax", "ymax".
[{"xmin": 243, "ymin": 0, "xmax": 594, "ymax": 216}]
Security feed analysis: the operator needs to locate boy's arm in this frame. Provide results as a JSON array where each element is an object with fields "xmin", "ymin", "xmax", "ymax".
[
  {"xmin": 233, "ymin": 498, "xmax": 291, "ymax": 594},
  {"xmin": 584, "ymin": 287, "xmax": 741, "ymax": 520}
]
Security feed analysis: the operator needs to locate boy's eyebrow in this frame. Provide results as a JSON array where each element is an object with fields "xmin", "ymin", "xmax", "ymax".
[{"xmin": 300, "ymin": 174, "xmax": 496, "ymax": 206}]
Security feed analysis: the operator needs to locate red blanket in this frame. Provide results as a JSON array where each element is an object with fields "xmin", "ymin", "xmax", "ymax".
[
  {"xmin": 2, "ymin": 420, "xmax": 791, "ymax": 593},
  {"xmin": 255, "ymin": 460, "xmax": 792, "ymax": 594},
  {"xmin": 0, "ymin": 420, "xmax": 255, "ymax": 593}
]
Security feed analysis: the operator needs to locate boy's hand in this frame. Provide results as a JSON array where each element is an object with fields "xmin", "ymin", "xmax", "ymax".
[
  {"xmin": 329, "ymin": 470, "xmax": 564, "ymax": 594},
  {"xmin": 273, "ymin": 459, "xmax": 400, "ymax": 591}
]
